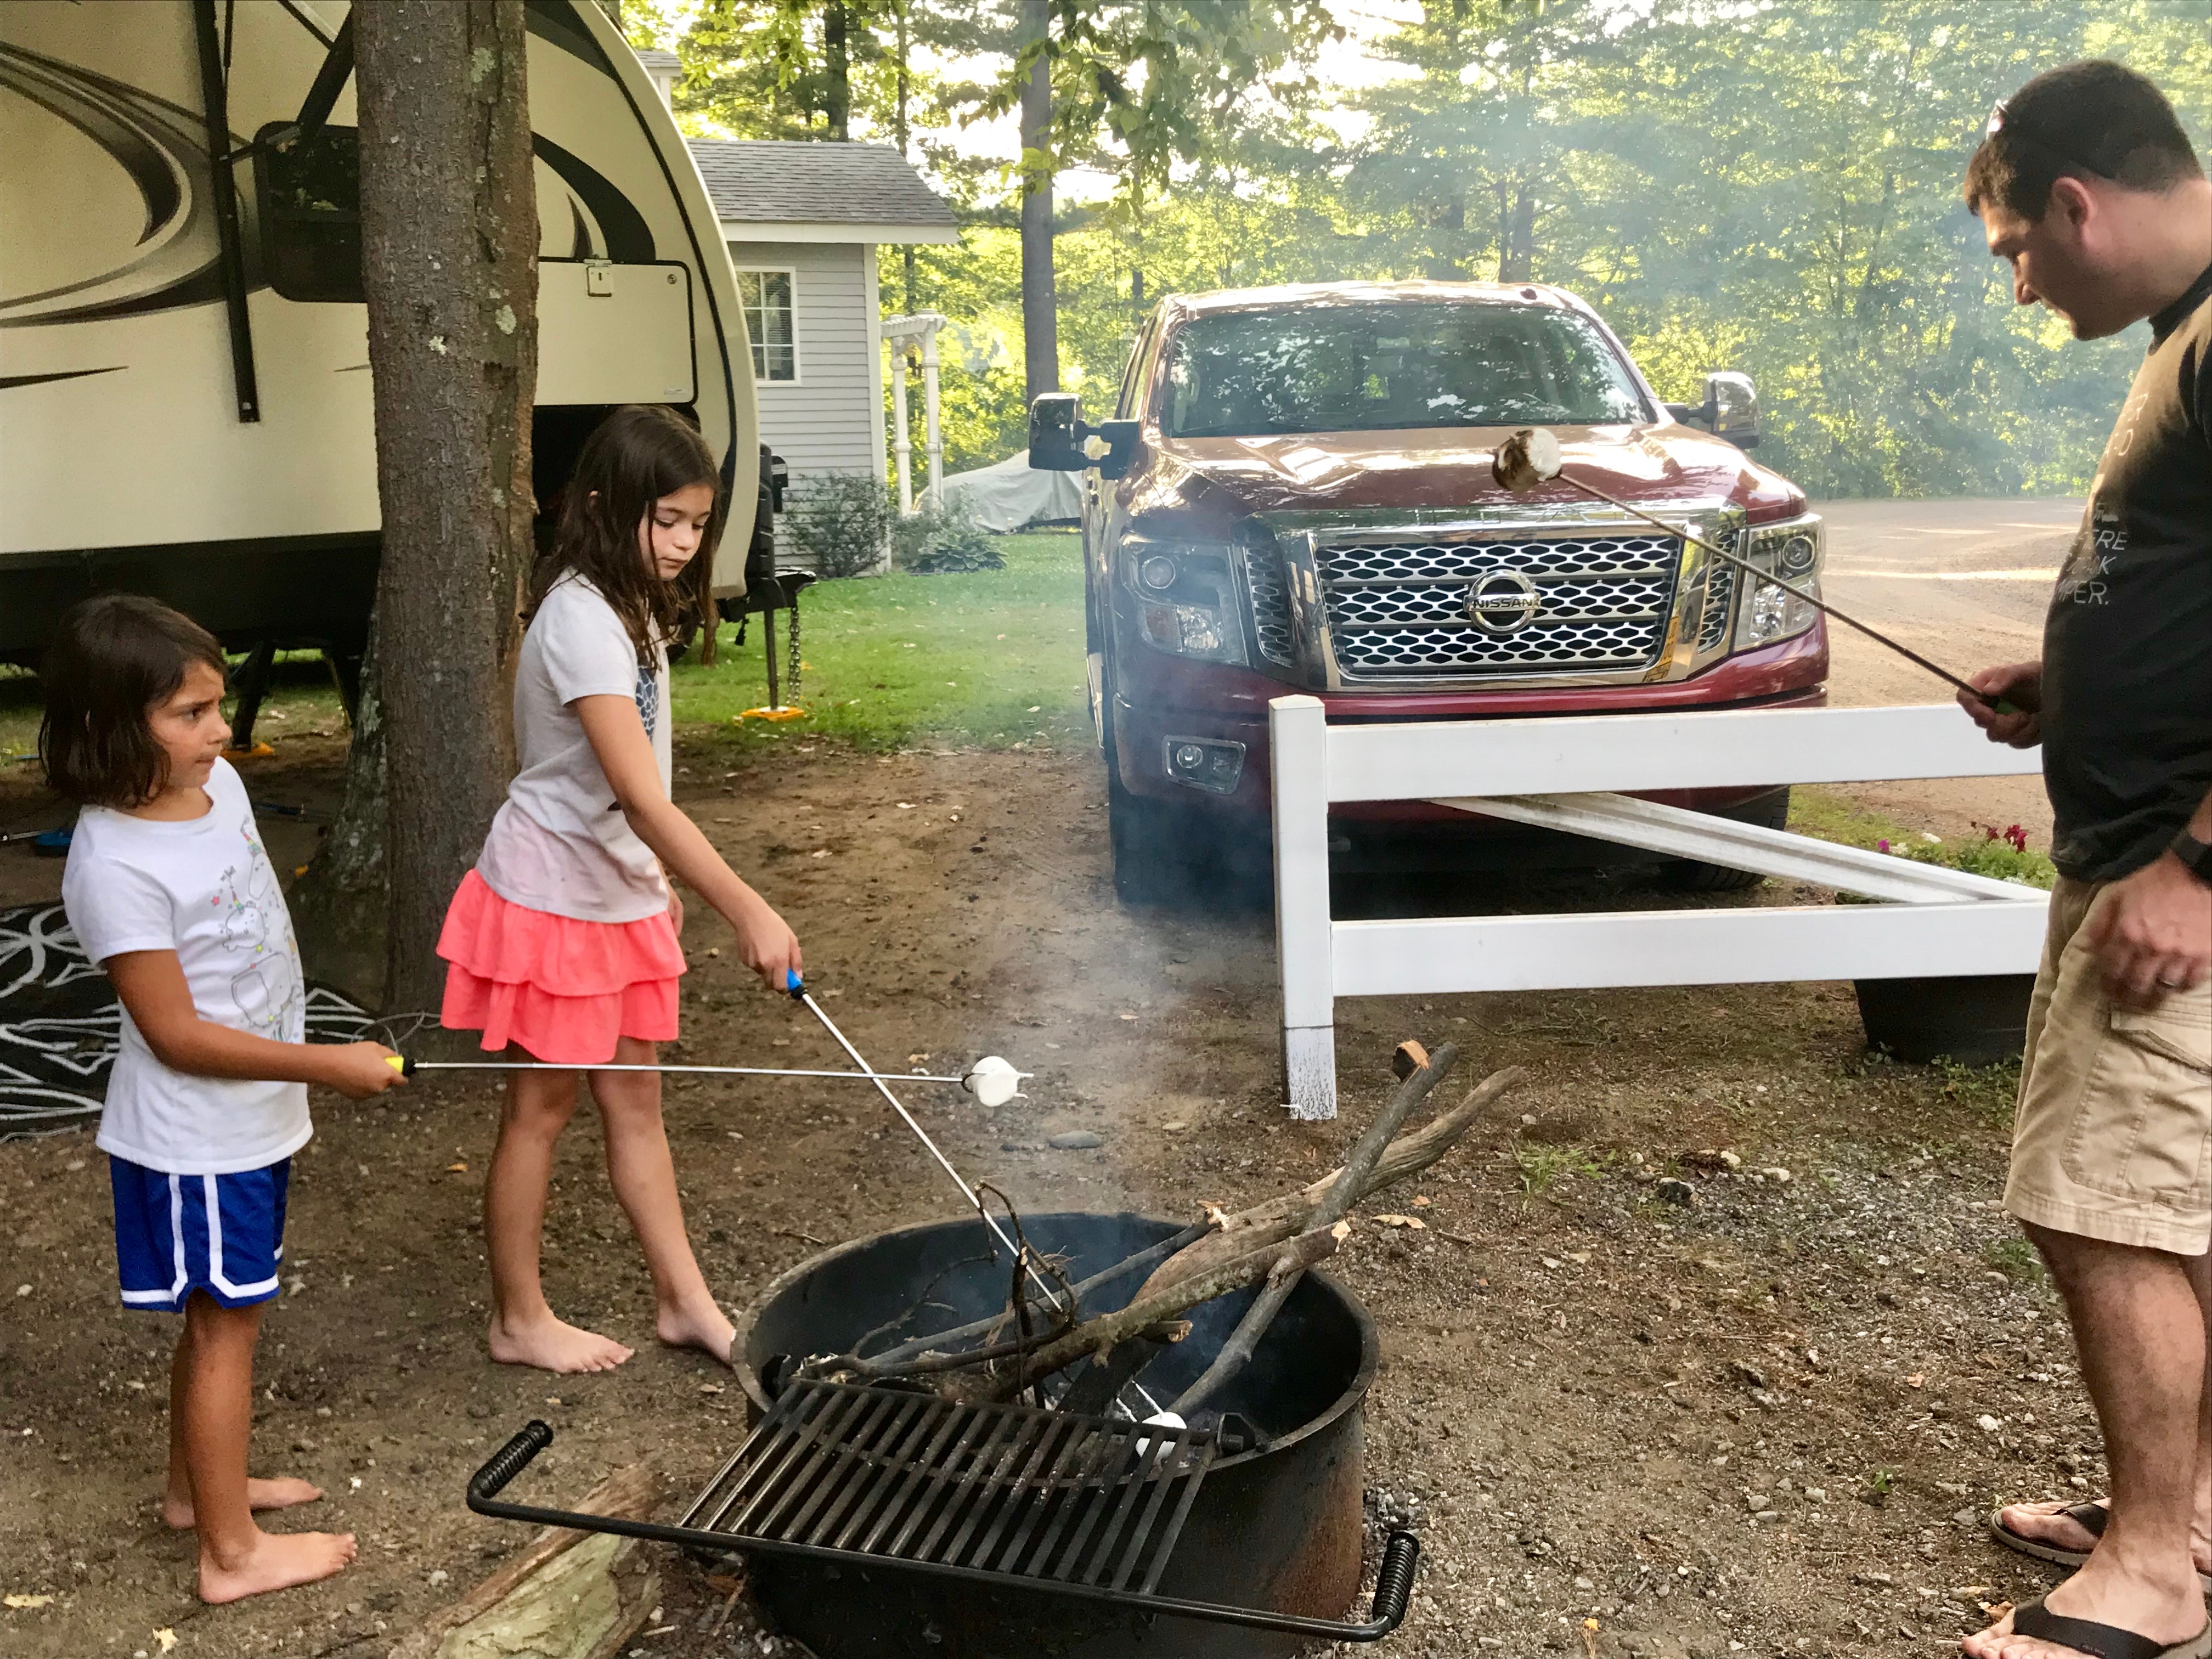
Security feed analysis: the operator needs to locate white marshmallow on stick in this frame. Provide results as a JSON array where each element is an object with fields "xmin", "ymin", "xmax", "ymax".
[{"xmin": 962, "ymin": 1056, "xmax": 1026, "ymax": 1108}]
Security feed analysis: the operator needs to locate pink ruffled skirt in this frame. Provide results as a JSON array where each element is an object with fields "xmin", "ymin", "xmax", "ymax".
[{"xmin": 437, "ymin": 870, "xmax": 684, "ymax": 1064}]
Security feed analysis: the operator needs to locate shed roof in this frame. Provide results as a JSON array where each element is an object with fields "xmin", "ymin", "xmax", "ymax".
[
  {"xmin": 689, "ymin": 140, "xmax": 960, "ymax": 244},
  {"xmin": 634, "ymin": 48, "xmax": 682, "ymax": 72}
]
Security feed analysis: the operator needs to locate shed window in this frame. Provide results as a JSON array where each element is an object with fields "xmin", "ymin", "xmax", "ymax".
[{"xmin": 736, "ymin": 269, "xmax": 797, "ymax": 382}]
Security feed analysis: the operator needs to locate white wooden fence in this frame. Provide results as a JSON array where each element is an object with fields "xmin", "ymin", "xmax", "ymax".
[{"xmin": 1270, "ymin": 698, "xmax": 2049, "ymax": 1119}]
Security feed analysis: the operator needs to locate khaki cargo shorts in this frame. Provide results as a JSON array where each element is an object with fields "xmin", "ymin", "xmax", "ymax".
[{"xmin": 2005, "ymin": 876, "xmax": 2212, "ymax": 1255}]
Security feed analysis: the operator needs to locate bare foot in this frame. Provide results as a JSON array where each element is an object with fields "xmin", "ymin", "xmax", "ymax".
[
  {"xmin": 198, "ymin": 1528, "xmax": 357, "ymax": 1604},
  {"xmin": 487, "ymin": 1312, "xmax": 634, "ymax": 1373},
  {"xmin": 164, "ymin": 1476, "xmax": 323, "ymax": 1530},
  {"xmin": 657, "ymin": 1300, "xmax": 737, "ymax": 1368}
]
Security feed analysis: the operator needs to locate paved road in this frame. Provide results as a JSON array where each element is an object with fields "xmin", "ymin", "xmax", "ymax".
[{"xmin": 1813, "ymin": 495, "xmax": 2081, "ymax": 845}]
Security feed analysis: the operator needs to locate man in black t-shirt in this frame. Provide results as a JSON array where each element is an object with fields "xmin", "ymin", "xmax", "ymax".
[{"xmin": 1956, "ymin": 60, "xmax": 2212, "ymax": 1659}]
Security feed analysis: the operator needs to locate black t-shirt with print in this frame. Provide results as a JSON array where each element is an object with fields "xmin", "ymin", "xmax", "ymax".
[{"xmin": 2041, "ymin": 262, "xmax": 2212, "ymax": 883}]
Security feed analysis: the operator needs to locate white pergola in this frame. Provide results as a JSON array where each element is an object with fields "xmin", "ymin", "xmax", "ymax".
[{"xmin": 881, "ymin": 312, "xmax": 947, "ymax": 514}]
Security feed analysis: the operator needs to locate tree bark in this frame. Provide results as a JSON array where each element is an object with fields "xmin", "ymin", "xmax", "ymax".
[
  {"xmin": 354, "ymin": 0, "xmax": 537, "ymax": 1019},
  {"xmin": 1017, "ymin": 0, "xmax": 1059, "ymax": 404},
  {"xmin": 288, "ymin": 623, "xmax": 390, "ymax": 1008}
]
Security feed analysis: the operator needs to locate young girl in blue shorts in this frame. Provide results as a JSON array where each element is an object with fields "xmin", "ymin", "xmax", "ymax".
[{"xmin": 45, "ymin": 597, "xmax": 405, "ymax": 1603}]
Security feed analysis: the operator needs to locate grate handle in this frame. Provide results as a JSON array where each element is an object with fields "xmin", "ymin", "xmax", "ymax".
[
  {"xmin": 470, "ymin": 1421, "xmax": 554, "ymax": 1504},
  {"xmin": 1367, "ymin": 1531, "xmax": 1421, "ymax": 1633}
]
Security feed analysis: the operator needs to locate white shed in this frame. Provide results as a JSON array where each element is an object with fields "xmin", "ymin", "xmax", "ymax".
[{"xmin": 687, "ymin": 139, "xmax": 958, "ymax": 530}]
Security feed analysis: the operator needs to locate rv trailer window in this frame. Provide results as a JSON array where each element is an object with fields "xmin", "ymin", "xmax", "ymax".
[
  {"xmin": 252, "ymin": 125, "xmax": 364, "ymax": 304},
  {"xmin": 736, "ymin": 270, "xmax": 797, "ymax": 382}
]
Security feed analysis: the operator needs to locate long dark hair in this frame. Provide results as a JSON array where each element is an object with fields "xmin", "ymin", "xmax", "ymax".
[
  {"xmin": 531, "ymin": 405, "xmax": 725, "ymax": 665},
  {"xmin": 40, "ymin": 595, "xmax": 227, "ymax": 808}
]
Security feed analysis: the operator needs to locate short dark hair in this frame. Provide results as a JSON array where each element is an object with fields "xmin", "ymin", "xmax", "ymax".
[
  {"xmin": 1966, "ymin": 60, "xmax": 2202, "ymax": 218},
  {"xmin": 40, "ymin": 595, "xmax": 227, "ymax": 808}
]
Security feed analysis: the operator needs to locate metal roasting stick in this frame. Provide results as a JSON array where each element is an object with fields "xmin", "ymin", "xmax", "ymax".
[
  {"xmin": 392, "ymin": 1059, "xmax": 978, "ymax": 1087},
  {"xmin": 1492, "ymin": 430, "xmax": 2016, "ymax": 710},
  {"xmin": 1574, "ymin": 476, "xmax": 1993, "ymax": 701}
]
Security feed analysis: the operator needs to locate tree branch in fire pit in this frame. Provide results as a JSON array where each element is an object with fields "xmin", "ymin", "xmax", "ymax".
[
  {"xmin": 984, "ymin": 1220, "xmax": 1350, "ymax": 1401},
  {"xmin": 1132, "ymin": 1062, "xmax": 1525, "ymax": 1304},
  {"xmin": 1170, "ymin": 1041, "xmax": 1455, "ymax": 1414}
]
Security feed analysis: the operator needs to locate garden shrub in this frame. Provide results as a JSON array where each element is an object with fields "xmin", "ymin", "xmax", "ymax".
[
  {"xmin": 782, "ymin": 473, "xmax": 891, "ymax": 579},
  {"xmin": 890, "ymin": 493, "xmax": 1004, "ymax": 575}
]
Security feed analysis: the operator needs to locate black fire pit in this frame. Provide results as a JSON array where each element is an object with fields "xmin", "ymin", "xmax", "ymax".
[{"xmin": 730, "ymin": 1210, "xmax": 1385, "ymax": 1658}]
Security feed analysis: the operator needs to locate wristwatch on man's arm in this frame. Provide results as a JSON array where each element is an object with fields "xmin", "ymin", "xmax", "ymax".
[{"xmin": 2172, "ymin": 828, "xmax": 2212, "ymax": 885}]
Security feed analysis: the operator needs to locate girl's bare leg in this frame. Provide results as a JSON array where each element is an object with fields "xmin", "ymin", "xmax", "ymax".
[
  {"xmin": 591, "ymin": 1037, "xmax": 735, "ymax": 1364},
  {"xmin": 180, "ymin": 1293, "xmax": 355, "ymax": 1604},
  {"xmin": 162, "ymin": 1310, "xmax": 320, "ymax": 1526},
  {"xmin": 484, "ymin": 1052, "xmax": 635, "ymax": 1373}
]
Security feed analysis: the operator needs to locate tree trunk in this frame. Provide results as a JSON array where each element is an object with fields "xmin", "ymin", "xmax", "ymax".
[
  {"xmin": 1498, "ymin": 180, "xmax": 1536, "ymax": 282},
  {"xmin": 288, "ymin": 624, "xmax": 390, "ymax": 1008},
  {"xmin": 353, "ymin": 0, "xmax": 537, "ymax": 1019},
  {"xmin": 1017, "ymin": 0, "xmax": 1059, "ymax": 405},
  {"xmin": 896, "ymin": 0, "xmax": 917, "ymax": 314},
  {"xmin": 825, "ymin": 0, "xmax": 850, "ymax": 142}
]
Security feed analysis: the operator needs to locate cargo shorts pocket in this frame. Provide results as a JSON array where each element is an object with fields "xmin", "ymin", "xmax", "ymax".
[{"xmin": 2061, "ymin": 992, "xmax": 2212, "ymax": 1205}]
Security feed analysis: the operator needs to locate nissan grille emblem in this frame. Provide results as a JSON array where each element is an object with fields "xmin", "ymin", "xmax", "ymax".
[{"xmin": 1465, "ymin": 570, "xmax": 1541, "ymax": 632}]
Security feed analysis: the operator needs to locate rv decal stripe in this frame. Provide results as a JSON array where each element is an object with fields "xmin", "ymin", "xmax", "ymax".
[
  {"xmin": 524, "ymin": 0, "xmax": 619, "ymax": 78},
  {"xmin": 0, "ymin": 48, "xmax": 184, "ymax": 249},
  {"xmin": 0, "ymin": 368, "xmax": 126, "ymax": 392},
  {"xmin": 532, "ymin": 134, "xmax": 654, "ymax": 263}
]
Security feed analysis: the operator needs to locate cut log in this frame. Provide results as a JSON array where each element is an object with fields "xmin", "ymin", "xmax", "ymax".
[
  {"xmin": 1132, "ymin": 1065, "xmax": 1524, "ymax": 1304},
  {"xmin": 392, "ymin": 1464, "xmax": 661, "ymax": 1659}
]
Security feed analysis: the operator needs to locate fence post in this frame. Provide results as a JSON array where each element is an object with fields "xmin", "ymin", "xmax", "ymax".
[{"xmin": 1271, "ymin": 695, "xmax": 1336, "ymax": 1119}]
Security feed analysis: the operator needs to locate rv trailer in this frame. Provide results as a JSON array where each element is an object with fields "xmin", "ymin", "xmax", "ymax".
[{"xmin": 0, "ymin": 0, "xmax": 758, "ymax": 681}]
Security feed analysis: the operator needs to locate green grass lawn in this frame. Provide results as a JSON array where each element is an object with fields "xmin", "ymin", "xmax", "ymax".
[
  {"xmin": 681, "ymin": 529, "xmax": 1088, "ymax": 753},
  {"xmin": 0, "ymin": 532, "xmax": 1090, "ymax": 772}
]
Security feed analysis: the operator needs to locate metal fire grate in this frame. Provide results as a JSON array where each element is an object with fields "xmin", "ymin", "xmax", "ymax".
[
  {"xmin": 676, "ymin": 1379, "xmax": 1218, "ymax": 1596},
  {"xmin": 465, "ymin": 1398, "xmax": 1419, "ymax": 1640}
]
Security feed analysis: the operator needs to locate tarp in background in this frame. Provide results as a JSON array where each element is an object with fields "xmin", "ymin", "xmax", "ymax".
[
  {"xmin": 939, "ymin": 450, "xmax": 1083, "ymax": 533},
  {"xmin": 0, "ymin": 902, "xmax": 375, "ymax": 1139}
]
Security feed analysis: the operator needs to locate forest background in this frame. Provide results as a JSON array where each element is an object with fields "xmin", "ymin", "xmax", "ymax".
[{"xmin": 620, "ymin": 0, "xmax": 2212, "ymax": 500}]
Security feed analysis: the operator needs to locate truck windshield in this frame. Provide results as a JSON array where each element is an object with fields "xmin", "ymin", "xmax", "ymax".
[{"xmin": 1156, "ymin": 303, "xmax": 1649, "ymax": 438}]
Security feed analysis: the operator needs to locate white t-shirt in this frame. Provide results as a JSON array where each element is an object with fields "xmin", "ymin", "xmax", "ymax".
[
  {"xmin": 62, "ymin": 758, "xmax": 312, "ymax": 1176},
  {"xmin": 475, "ymin": 573, "xmax": 673, "ymax": 923}
]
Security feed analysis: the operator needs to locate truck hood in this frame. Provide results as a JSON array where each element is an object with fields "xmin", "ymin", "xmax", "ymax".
[{"xmin": 1131, "ymin": 423, "xmax": 1802, "ymax": 528}]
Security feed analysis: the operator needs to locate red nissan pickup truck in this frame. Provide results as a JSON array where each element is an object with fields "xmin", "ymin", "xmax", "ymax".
[{"xmin": 1028, "ymin": 280, "xmax": 1827, "ymax": 904}]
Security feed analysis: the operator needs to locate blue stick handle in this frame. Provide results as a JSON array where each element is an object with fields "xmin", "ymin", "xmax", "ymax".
[{"xmin": 785, "ymin": 969, "xmax": 806, "ymax": 1002}]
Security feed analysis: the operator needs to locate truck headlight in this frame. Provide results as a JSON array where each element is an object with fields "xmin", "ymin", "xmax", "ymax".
[
  {"xmin": 1735, "ymin": 513, "xmax": 1824, "ymax": 650},
  {"xmin": 1120, "ymin": 540, "xmax": 1247, "ymax": 665}
]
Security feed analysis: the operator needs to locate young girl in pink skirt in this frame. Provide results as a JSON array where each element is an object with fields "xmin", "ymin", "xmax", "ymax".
[{"xmin": 438, "ymin": 404, "xmax": 800, "ymax": 1375}]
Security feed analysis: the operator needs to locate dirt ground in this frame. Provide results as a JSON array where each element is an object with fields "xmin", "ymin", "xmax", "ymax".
[{"xmin": 0, "ymin": 727, "xmax": 2083, "ymax": 1659}]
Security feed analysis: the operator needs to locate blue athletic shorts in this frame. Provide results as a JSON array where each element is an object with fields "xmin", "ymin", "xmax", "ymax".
[{"xmin": 110, "ymin": 1155, "xmax": 291, "ymax": 1311}]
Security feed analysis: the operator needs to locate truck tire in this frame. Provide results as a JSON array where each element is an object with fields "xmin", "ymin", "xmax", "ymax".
[
  {"xmin": 1658, "ymin": 788, "xmax": 1792, "ymax": 893},
  {"xmin": 1104, "ymin": 719, "xmax": 1268, "ymax": 909}
]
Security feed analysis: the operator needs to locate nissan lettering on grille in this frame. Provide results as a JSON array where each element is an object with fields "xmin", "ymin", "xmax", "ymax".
[{"xmin": 1464, "ymin": 570, "xmax": 1542, "ymax": 632}]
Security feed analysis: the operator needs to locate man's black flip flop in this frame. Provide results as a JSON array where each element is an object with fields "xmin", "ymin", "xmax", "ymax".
[
  {"xmin": 1990, "ymin": 1502, "xmax": 2212, "ymax": 1594},
  {"xmin": 2002, "ymin": 1598, "xmax": 2212, "ymax": 1659}
]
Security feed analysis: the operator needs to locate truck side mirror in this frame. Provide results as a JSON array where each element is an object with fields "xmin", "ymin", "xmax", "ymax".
[
  {"xmin": 1090, "ymin": 419, "xmax": 1142, "ymax": 480},
  {"xmin": 1702, "ymin": 371, "xmax": 1761, "ymax": 450},
  {"xmin": 1029, "ymin": 396, "xmax": 1144, "ymax": 478},
  {"xmin": 1029, "ymin": 393, "xmax": 1087, "ymax": 471}
]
